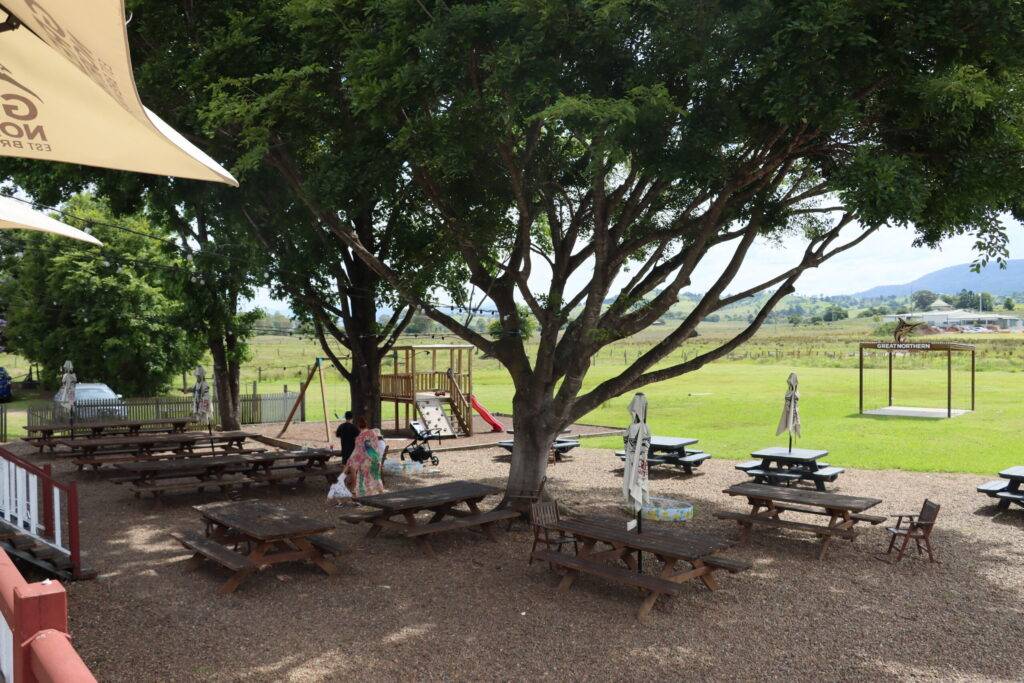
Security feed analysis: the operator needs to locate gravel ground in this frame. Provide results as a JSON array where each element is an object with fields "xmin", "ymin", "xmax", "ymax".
[{"xmin": 7, "ymin": 423, "xmax": 1024, "ymax": 682}]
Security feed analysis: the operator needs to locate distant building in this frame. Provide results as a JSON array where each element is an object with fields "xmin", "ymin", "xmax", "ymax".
[
  {"xmin": 884, "ymin": 308, "xmax": 1023, "ymax": 331},
  {"xmin": 928, "ymin": 299, "xmax": 954, "ymax": 311}
]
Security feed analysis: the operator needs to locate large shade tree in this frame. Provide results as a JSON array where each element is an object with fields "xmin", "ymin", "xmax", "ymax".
[
  {"xmin": 323, "ymin": 0, "xmax": 1024, "ymax": 501},
  {"xmin": 0, "ymin": 194, "xmax": 205, "ymax": 394},
  {"xmin": 122, "ymin": 0, "xmax": 465, "ymax": 426}
]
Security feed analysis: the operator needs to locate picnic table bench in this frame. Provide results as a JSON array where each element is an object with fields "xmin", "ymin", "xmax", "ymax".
[
  {"xmin": 532, "ymin": 516, "xmax": 749, "ymax": 621},
  {"xmin": 346, "ymin": 481, "xmax": 518, "ymax": 556},
  {"xmin": 735, "ymin": 447, "xmax": 843, "ymax": 491},
  {"xmin": 615, "ymin": 437, "xmax": 711, "ymax": 475},
  {"xmin": 716, "ymin": 482, "xmax": 884, "ymax": 560},
  {"xmin": 24, "ymin": 417, "xmax": 196, "ymax": 451},
  {"xmin": 171, "ymin": 499, "xmax": 340, "ymax": 593},
  {"xmin": 977, "ymin": 466, "xmax": 1024, "ymax": 510}
]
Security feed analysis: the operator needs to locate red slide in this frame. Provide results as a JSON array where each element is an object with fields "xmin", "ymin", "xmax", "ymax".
[{"xmin": 470, "ymin": 395, "xmax": 504, "ymax": 432}]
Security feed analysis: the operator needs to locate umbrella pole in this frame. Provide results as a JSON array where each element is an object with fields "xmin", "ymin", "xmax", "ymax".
[
  {"xmin": 636, "ymin": 510, "xmax": 643, "ymax": 573},
  {"xmin": 788, "ymin": 433, "xmax": 792, "ymax": 453}
]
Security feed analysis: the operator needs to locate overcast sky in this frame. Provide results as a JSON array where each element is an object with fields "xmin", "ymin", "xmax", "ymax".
[{"xmin": 245, "ymin": 219, "xmax": 1024, "ymax": 314}]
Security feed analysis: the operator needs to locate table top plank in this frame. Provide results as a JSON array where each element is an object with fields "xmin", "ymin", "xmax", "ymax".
[
  {"xmin": 27, "ymin": 417, "xmax": 197, "ymax": 433},
  {"xmin": 751, "ymin": 446, "xmax": 828, "ymax": 462},
  {"xmin": 650, "ymin": 436, "xmax": 699, "ymax": 451},
  {"xmin": 55, "ymin": 431, "xmax": 253, "ymax": 449},
  {"xmin": 355, "ymin": 481, "xmax": 502, "ymax": 512},
  {"xmin": 998, "ymin": 466, "xmax": 1024, "ymax": 481},
  {"xmin": 195, "ymin": 500, "xmax": 333, "ymax": 541},
  {"xmin": 114, "ymin": 455, "xmax": 251, "ymax": 474},
  {"xmin": 724, "ymin": 482, "xmax": 881, "ymax": 512},
  {"xmin": 552, "ymin": 516, "xmax": 733, "ymax": 560}
]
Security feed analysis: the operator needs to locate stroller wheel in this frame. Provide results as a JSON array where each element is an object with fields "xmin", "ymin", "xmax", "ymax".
[{"xmin": 431, "ymin": 456, "xmax": 439, "ymax": 466}]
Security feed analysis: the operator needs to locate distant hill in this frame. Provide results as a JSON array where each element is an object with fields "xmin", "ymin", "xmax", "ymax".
[{"xmin": 855, "ymin": 259, "xmax": 1024, "ymax": 298}]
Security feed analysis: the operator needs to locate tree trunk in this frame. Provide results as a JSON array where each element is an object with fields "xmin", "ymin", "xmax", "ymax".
[
  {"xmin": 348, "ymin": 342, "xmax": 382, "ymax": 428},
  {"xmin": 504, "ymin": 392, "xmax": 560, "ymax": 509},
  {"xmin": 209, "ymin": 336, "xmax": 241, "ymax": 431}
]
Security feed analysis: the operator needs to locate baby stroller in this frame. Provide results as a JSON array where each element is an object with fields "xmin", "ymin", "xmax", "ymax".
[{"xmin": 401, "ymin": 420, "xmax": 441, "ymax": 466}]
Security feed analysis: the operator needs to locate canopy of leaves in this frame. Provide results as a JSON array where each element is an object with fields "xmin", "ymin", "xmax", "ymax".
[{"xmin": 0, "ymin": 195, "xmax": 204, "ymax": 394}]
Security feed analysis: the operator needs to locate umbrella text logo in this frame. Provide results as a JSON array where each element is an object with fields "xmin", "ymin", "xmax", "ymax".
[{"xmin": 0, "ymin": 64, "xmax": 47, "ymax": 151}]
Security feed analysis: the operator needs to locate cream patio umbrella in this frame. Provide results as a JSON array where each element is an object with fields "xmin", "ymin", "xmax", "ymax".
[
  {"xmin": 0, "ymin": 1, "xmax": 236, "ymax": 185},
  {"xmin": 775, "ymin": 372, "xmax": 801, "ymax": 452},
  {"xmin": 0, "ymin": 195, "xmax": 100, "ymax": 245}
]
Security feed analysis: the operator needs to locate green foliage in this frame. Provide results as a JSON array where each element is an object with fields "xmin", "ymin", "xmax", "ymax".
[
  {"xmin": 0, "ymin": 195, "xmax": 204, "ymax": 394},
  {"xmin": 910, "ymin": 290, "xmax": 938, "ymax": 310},
  {"xmin": 821, "ymin": 305, "xmax": 849, "ymax": 322},
  {"xmin": 487, "ymin": 305, "xmax": 536, "ymax": 341},
  {"xmin": 1003, "ymin": 297, "xmax": 1015, "ymax": 311}
]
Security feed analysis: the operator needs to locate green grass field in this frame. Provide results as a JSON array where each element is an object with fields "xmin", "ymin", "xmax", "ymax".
[{"xmin": 5, "ymin": 320, "xmax": 1021, "ymax": 475}]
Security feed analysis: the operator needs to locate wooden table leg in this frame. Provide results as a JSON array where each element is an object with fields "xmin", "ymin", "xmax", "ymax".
[
  {"xmin": 291, "ymin": 537, "xmax": 337, "ymax": 575},
  {"xmin": 220, "ymin": 541, "xmax": 266, "ymax": 594}
]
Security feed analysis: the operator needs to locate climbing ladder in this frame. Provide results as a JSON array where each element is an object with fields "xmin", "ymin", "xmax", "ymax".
[{"xmin": 414, "ymin": 396, "xmax": 457, "ymax": 438}]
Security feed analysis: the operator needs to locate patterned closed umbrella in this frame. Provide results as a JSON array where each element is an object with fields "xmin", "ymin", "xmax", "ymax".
[
  {"xmin": 622, "ymin": 393, "xmax": 651, "ymax": 517},
  {"xmin": 54, "ymin": 359, "xmax": 76, "ymax": 423},
  {"xmin": 191, "ymin": 366, "xmax": 211, "ymax": 423},
  {"xmin": 775, "ymin": 372, "xmax": 801, "ymax": 452}
]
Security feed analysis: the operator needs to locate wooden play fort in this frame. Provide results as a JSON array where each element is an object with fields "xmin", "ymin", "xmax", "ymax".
[{"xmin": 380, "ymin": 345, "xmax": 476, "ymax": 436}]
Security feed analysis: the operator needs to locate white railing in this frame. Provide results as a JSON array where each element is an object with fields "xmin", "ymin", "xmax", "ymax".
[{"xmin": 0, "ymin": 448, "xmax": 80, "ymax": 577}]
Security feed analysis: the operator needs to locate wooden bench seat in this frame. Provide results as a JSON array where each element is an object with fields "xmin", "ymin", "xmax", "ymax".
[
  {"xmin": 532, "ymin": 549, "xmax": 682, "ymax": 593},
  {"xmin": 306, "ymin": 534, "xmax": 345, "ymax": 557},
  {"xmin": 130, "ymin": 475, "xmax": 249, "ymax": 498},
  {"xmin": 337, "ymin": 509, "xmax": 385, "ymax": 524},
  {"xmin": 170, "ymin": 530, "xmax": 251, "ymax": 572},
  {"xmin": 746, "ymin": 468, "xmax": 802, "ymax": 482},
  {"xmin": 977, "ymin": 480, "xmax": 1009, "ymax": 496},
  {"xmin": 714, "ymin": 510, "xmax": 857, "ymax": 539},
  {"xmin": 996, "ymin": 490, "xmax": 1024, "ymax": 503},
  {"xmin": 768, "ymin": 503, "xmax": 885, "ymax": 524},
  {"xmin": 405, "ymin": 508, "xmax": 520, "ymax": 538},
  {"xmin": 734, "ymin": 460, "xmax": 761, "ymax": 471},
  {"xmin": 702, "ymin": 555, "xmax": 751, "ymax": 573}
]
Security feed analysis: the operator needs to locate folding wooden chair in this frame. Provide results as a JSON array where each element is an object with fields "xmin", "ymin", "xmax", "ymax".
[
  {"xmin": 882, "ymin": 499, "xmax": 940, "ymax": 564},
  {"xmin": 528, "ymin": 501, "xmax": 577, "ymax": 565}
]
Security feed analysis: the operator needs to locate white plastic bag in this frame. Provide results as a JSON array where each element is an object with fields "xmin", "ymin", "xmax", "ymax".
[{"xmin": 328, "ymin": 477, "xmax": 352, "ymax": 500}]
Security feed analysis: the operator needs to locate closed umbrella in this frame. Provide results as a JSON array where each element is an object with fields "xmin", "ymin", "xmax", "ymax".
[
  {"xmin": 191, "ymin": 366, "xmax": 211, "ymax": 423},
  {"xmin": 0, "ymin": 1, "xmax": 236, "ymax": 185},
  {"xmin": 0, "ymin": 196, "xmax": 101, "ymax": 245},
  {"xmin": 775, "ymin": 372, "xmax": 801, "ymax": 452},
  {"xmin": 622, "ymin": 392, "xmax": 651, "ymax": 523},
  {"xmin": 54, "ymin": 359, "xmax": 76, "ymax": 423}
]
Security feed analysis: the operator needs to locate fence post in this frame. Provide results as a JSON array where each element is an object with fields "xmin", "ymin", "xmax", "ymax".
[
  {"xmin": 40, "ymin": 465, "xmax": 54, "ymax": 543},
  {"xmin": 67, "ymin": 483, "xmax": 80, "ymax": 579},
  {"xmin": 12, "ymin": 580, "xmax": 67, "ymax": 683},
  {"xmin": 299, "ymin": 391, "xmax": 306, "ymax": 423}
]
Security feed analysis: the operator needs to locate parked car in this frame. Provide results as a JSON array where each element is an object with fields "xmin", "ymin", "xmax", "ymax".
[{"xmin": 54, "ymin": 382, "xmax": 127, "ymax": 420}]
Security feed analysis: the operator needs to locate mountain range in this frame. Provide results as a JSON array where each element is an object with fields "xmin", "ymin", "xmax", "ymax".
[{"xmin": 855, "ymin": 259, "xmax": 1024, "ymax": 298}]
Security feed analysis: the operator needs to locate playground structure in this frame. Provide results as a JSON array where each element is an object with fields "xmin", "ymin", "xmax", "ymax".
[
  {"xmin": 380, "ymin": 344, "xmax": 502, "ymax": 437},
  {"xmin": 858, "ymin": 340, "xmax": 976, "ymax": 419}
]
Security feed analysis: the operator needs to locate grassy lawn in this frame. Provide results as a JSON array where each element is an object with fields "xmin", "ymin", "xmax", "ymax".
[
  {"xmin": 7, "ymin": 323, "xmax": 1021, "ymax": 474},
  {"xmin": 474, "ymin": 362, "xmax": 1018, "ymax": 474}
]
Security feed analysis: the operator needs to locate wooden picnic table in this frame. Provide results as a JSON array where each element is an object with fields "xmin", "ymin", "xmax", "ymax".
[
  {"xmin": 114, "ymin": 449, "xmax": 342, "ymax": 499},
  {"xmin": 615, "ymin": 435, "xmax": 711, "ymax": 476},
  {"xmin": 24, "ymin": 416, "xmax": 197, "ymax": 450},
  {"xmin": 532, "ymin": 515, "xmax": 749, "ymax": 620},
  {"xmin": 351, "ymin": 481, "xmax": 517, "ymax": 556},
  {"xmin": 739, "ymin": 447, "xmax": 842, "ymax": 490},
  {"xmin": 57, "ymin": 430, "xmax": 252, "ymax": 459},
  {"xmin": 172, "ymin": 500, "xmax": 341, "ymax": 593},
  {"xmin": 717, "ymin": 482, "xmax": 885, "ymax": 560}
]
